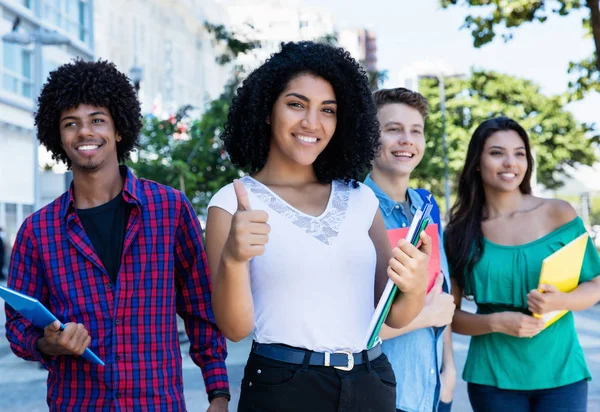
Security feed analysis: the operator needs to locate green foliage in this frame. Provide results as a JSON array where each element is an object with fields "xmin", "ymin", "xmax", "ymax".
[
  {"xmin": 128, "ymin": 76, "xmax": 243, "ymax": 215},
  {"xmin": 409, "ymin": 70, "xmax": 599, "ymax": 199},
  {"xmin": 204, "ymin": 22, "xmax": 260, "ymax": 64},
  {"xmin": 439, "ymin": 0, "xmax": 600, "ymax": 97}
]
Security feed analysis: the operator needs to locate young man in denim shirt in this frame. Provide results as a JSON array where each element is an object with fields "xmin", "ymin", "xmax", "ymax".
[{"xmin": 364, "ymin": 88, "xmax": 456, "ymax": 412}]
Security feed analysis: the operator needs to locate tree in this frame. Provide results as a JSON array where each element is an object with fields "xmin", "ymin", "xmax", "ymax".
[
  {"xmin": 439, "ymin": 0, "xmax": 600, "ymax": 99},
  {"xmin": 129, "ymin": 76, "xmax": 243, "ymax": 215},
  {"xmin": 409, "ymin": 70, "xmax": 599, "ymax": 201},
  {"xmin": 128, "ymin": 23, "xmax": 256, "ymax": 215}
]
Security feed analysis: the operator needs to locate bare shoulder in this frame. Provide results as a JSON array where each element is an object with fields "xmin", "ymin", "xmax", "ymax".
[{"xmin": 541, "ymin": 198, "xmax": 578, "ymax": 227}]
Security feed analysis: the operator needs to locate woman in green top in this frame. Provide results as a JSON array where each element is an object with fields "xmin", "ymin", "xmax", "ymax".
[{"xmin": 444, "ymin": 116, "xmax": 600, "ymax": 412}]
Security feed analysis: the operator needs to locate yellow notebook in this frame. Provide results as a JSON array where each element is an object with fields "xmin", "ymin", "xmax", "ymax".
[{"xmin": 534, "ymin": 232, "xmax": 589, "ymax": 328}]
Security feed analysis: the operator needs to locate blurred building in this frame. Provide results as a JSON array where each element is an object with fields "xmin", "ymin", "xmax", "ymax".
[
  {"xmin": 222, "ymin": 0, "xmax": 335, "ymax": 70},
  {"xmin": 0, "ymin": 0, "xmax": 94, "ymax": 247},
  {"xmin": 338, "ymin": 28, "xmax": 377, "ymax": 72},
  {"xmin": 94, "ymin": 0, "xmax": 232, "ymax": 116}
]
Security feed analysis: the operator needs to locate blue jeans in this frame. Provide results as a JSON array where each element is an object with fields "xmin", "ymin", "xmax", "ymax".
[{"xmin": 468, "ymin": 380, "xmax": 588, "ymax": 412}]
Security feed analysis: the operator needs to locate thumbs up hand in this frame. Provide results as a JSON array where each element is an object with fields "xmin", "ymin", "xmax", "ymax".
[{"xmin": 223, "ymin": 179, "xmax": 271, "ymax": 263}]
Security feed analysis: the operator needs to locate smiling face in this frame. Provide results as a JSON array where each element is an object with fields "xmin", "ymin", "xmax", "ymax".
[
  {"xmin": 59, "ymin": 104, "xmax": 121, "ymax": 173},
  {"xmin": 373, "ymin": 103, "xmax": 425, "ymax": 178},
  {"xmin": 267, "ymin": 73, "xmax": 337, "ymax": 167},
  {"xmin": 479, "ymin": 129, "xmax": 529, "ymax": 193}
]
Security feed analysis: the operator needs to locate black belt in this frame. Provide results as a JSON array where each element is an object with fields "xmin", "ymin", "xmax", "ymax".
[{"xmin": 251, "ymin": 341, "xmax": 382, "ymax": 371}]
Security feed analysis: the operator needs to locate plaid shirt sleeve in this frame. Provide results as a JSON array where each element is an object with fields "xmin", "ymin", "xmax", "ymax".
[
  {"xmin": 173, "ymin": 194, "xmax": 229, "ymax": 394},
  {"xmin": 4, "ymin": 218, "xmax": 56, "ymax": 371}
]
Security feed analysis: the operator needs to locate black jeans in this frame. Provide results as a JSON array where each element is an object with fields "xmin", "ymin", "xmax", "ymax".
[
  {"xmin": 238, "ymin": 351, "xmax": 396, "ymax": 412},
  {"xmin": 468, "ymin": 380, "xmax": 588, "ymax": 412}
]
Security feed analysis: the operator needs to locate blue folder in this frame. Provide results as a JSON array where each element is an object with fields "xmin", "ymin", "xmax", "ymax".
[{"xmin": 0, "ymin": 285, "xmax": 105, "ymax": 366}]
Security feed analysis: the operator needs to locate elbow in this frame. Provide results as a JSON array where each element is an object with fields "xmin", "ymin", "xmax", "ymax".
[{"xmin": 219, "ymin": 323, "xmax": 253, "ymax": 343}]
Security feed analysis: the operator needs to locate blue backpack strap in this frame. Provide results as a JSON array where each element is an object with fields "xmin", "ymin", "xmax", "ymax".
[{"xmin": 415, "ymin": 188, "xmax": 441, "ymax": 227}]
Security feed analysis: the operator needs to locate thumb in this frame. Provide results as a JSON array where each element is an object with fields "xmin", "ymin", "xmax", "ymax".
[
  {"xmin": 233, "ymin": 179, "xmax": 251, "ymax": 212},
  {"xmin": 46, "ymin": 320, "xmax": 61, "ymax": 333},
  {"xmin": 432, "ymin": 271, "xmax": 444, "ymax": 294},
  {"xmin": 418, "ymin": 230, "xmax": 432, "ymax": 257},
  {"xmin": 539, "ymin": 284, "xmax": 558, "ymax": 293}
]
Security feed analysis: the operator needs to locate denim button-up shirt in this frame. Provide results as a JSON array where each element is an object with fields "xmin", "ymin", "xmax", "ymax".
[{"xmin": 364, "ymin": 175, "xmax": 450, "ymax": 412}]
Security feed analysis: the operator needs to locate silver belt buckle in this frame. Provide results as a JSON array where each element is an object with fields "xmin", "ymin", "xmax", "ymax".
[{"xmin": 324, "ymin": 350, "xmax": 354, "ymax": 371}]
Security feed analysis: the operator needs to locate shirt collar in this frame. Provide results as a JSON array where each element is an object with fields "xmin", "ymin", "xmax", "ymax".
[
  {"xmin": 364, "ymin": 174, "xmax": 424, "ymax": 217},
  {"xmin": 60, "ymin": 165, "xmax": 142, "ymax": 220}
]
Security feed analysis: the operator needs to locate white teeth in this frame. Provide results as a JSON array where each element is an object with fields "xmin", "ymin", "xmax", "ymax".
[
  {"xmin": 296, "ymin": 135, "xmax": 318, "ymax": 143},
  {"xmin": 77, "ymin": 145, "xmax": 100, "ymax": 151},
  {"xmin": 500, "ymin": 173, "xmax": 516, "ymax": 178},
  {"xmin": 392, "ymin": 151, "xmax": 413, "ymax": 158}
]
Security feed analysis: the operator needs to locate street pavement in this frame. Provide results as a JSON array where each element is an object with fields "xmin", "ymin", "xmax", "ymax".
[{"xmin": 0, "ymin": 281, "xmax": 599, "ymax": 411}]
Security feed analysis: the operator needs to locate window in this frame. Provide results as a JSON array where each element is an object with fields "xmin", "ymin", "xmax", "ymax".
[
  {"xmin": 42, "ymin": 0, "xmax": 90, "ymax": 43},
  {"xmin": 5, "ymin": 204, "xmax": 17, "ymax": 245},
  {"xmin": 2, "ymin": 42, "xmax": 33, "ymax": 98},
  {"xmin": 17, "ymin": 0, "xmax": 33, "ymax": 9}
]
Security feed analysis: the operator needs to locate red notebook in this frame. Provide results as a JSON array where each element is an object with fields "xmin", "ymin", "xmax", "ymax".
[{"xmin": 387, "ymin": 224, "xmax": 441, "ymax": 293}]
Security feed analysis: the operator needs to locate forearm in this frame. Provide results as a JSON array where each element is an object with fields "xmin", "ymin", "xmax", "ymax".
[
  {"xmin": 441, "ymin": 326, "xmax": 455, "ymax": 371},
  {"xmin": 380, "ymin": 307, "xmax": 430, "ymax": 339},
  {"xmin": 5, "ymin": 307, "xmax": 52, "ymax": 366},
  {"xmin": 563, "ymin": 278, "xmax": 600, "ymax": 312},
  {"xmin": 385, "ymin": 291, "xmax": 425, "ymax": 329},
  {"xmin": 211, "ymin": 257, "xmax": 254, "ymax": 341},
  {"xmin": 451, "ymin": 308, "xmax": 497, "ymax": 336}
]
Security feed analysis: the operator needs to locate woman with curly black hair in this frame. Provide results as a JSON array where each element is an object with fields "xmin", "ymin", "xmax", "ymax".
[{"xmin": 205, "ymin": 41, "xmax": 431, "ymax": 411}]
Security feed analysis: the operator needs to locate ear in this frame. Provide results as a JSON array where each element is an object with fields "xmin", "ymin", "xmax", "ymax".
[{"xmin": 116, "ymin": 134, "xmax": 122, "ymax": 142}]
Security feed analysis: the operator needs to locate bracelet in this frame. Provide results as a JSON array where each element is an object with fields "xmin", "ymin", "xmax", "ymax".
[{"xmin": 208, "ymin": 389, "xmax": 231, "ymax": 403}]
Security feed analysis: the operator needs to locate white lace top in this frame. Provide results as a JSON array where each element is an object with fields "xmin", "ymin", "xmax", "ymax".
[{"xmin": 208, "ymin": 176, "xmax": 379, "ymax": 352}]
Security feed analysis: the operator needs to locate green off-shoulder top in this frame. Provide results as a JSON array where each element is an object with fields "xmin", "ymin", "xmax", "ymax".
[{"xmin": 460, "ymin": 217, "xmax": 600, "ymax": 390}]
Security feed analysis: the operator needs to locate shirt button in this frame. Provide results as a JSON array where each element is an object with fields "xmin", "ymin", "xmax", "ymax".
[
  {"xmin": 402, "ymin": 223, "xmax": 406, "ymax": 227},
  {"xmin": 106, "ymin": 283, "xmax": 112, "ymax": 289},
  {"xmin": 115, "ymin": 319, "xmax": 120, "ymax": 325},
  {"xmin": 394, "ymin": 204, "xmax": 400, "ymax": 209},
  {"xmin": 116, "ymin": 392, "xmax": 121, "ymax": 399},
  {"xmin": 115, "ymin": 355, "xmax": 121, "ymax": 361},
  {"xmin": 430, "ymin": 368, "xmax": 435, "ymax": 374}
]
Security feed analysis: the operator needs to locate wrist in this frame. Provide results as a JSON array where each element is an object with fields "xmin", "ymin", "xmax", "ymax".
[
  {"xmin": 208, "ymin": 389, "xmax": 231, "ymax": 403},
  {"xmin": 488, "ymin": 313, "xmax": 503, "ymax": 334}
]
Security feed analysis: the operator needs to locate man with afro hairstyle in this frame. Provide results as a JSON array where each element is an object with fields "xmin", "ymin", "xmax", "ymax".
[{"xmin": 4, "ymin": 59, "xmax": 229, "ymax": 411}]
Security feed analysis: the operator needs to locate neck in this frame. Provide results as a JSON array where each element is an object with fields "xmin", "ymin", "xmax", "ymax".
[
  {"xmin": 482, "ymin": 187, "xmax": 526, "ymax": 219},
  {"xmin": 370, "ymin": 168, "xmax": 410, "ymax": 202},
  {"xmin": 254, "ymin": 156, "xmax": 319, "ymax": 186},
  {"xmin": 72, "ymin": 165, "xmax": 124, "ymax": 209}
]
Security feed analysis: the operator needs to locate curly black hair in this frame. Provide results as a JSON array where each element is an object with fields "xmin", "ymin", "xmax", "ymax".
[
  {"xmin": 223, "ymin": 41, "xmax": 380, "ymax": 185},
  {"xmin": 35, "ymin": 59, "xmax": 142, "ymax": 167}
]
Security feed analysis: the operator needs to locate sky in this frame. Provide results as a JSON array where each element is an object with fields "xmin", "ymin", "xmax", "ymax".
[{"xmin": 303, "ymin": 0, "xmax": 599, "ymax": 128}]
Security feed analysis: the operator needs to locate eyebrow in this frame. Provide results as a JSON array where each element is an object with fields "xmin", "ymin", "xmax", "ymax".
[
  {"xmin": 60, "ymin": 111, "xmax": 108, "ymax": 122},
  {"xmin": 488, "ymin": 145, "xmax": 526, "ymax": 150},
  {"xmin": 384, "ymin": 121, "xmax": 423, "ymax": 129},
  {"xmin": 285, "ymin": 93, "xmax": 337, "ymax": 105}
]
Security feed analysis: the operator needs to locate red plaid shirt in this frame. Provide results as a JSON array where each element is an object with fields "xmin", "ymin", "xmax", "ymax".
[{"xmin": 5, "ymin": 166, "xmax": 228, "ymax": 411}]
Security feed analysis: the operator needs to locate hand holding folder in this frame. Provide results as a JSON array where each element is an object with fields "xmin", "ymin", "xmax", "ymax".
[
  {"xmin": 0, "ymin": 285, "xmax": 105, "ymax": 365},
  {"xmin": 528, "ymin": 233, "xmax": 588, "ymax": 329},
  {"xmin": 363, "ymin": 198, "xmax": 433, "ymax": 350}
]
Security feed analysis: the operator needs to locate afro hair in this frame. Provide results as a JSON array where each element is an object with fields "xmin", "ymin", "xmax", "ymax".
[
  {"xmin": 222, "ymin": 41, "xmax": 380, "ymax": 185},
  {"xmin": 35, "ymin": 59, "xmax": 142, "ymax": 167}
]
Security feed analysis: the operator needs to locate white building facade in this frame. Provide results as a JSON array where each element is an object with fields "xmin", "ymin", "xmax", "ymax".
[
  {"xmin": 94, "ymin": 0, "xmax": 231, "ymax": 117},
  {"xmin": 0, "ymin": 0, "xmax": 94, "ymax": 247}
]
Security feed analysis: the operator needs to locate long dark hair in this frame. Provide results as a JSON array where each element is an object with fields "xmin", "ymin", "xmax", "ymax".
[{"xmin": 444, "ymin": 116, "xmax": 534, "ymax": 290}]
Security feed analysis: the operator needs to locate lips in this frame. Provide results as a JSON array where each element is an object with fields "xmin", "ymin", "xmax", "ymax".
[
  {"xmin": 392, "ymin": 151, "xmax": 414, "ymax": 158},
  {"xmin": 293, "ymin": 134, "xmax": 319, "ymax": 144}
]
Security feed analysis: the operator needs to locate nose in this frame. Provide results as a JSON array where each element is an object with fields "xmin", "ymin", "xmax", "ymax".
[
  {"xmin": 503, "ymin": 153, "xmax": 517, "ymax": 167},
  {"xmin": 396, "ymin": 130, "xmax": 412, "ymax": 146},
  {"xmin": 301, "ymin": 109, "xmax": 319, "ymax": 132},
  {"xmin": 77, "ymin": 122, "xmax": 94, "ymax": 139}
]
